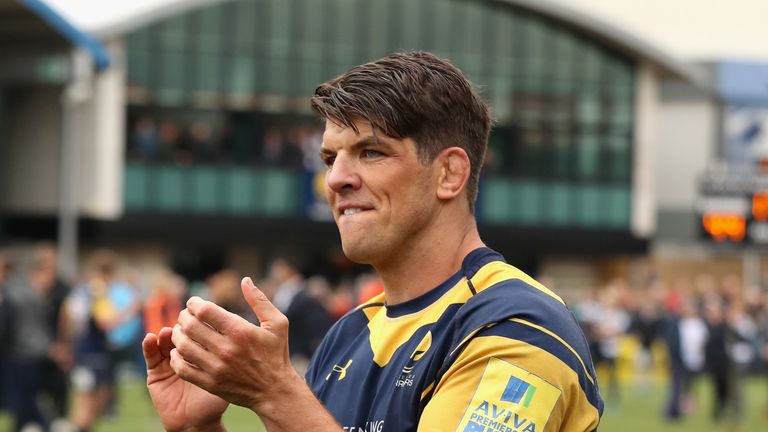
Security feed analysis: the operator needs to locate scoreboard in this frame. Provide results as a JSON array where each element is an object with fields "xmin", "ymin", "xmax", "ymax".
[{"xmin": 699, "ymin": 168, "xmax": 768, "ymax": 243}]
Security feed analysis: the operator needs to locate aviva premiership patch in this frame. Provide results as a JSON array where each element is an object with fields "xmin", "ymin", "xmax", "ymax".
[{"xmin": 456, "ymin": 357, "xmax": 561, "ymax": 432}]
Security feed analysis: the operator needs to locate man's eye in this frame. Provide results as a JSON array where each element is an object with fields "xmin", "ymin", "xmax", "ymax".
[
  {"xmin": 323, "ymin": 156, "xmax": 336, "ymax": 168},
  {"xmin": 362, "ymin": 149, "xmax": 383, "ymax": 158}
]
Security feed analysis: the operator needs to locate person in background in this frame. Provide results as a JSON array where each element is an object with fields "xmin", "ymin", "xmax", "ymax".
[
  {"xmin": 67, "ymin": 250, "xmax": 141, "ymax": 432},
  {"xmin": 268, "ymin": 256, "xmax": 333, "ymax": 374},
  {"xmin": 144, "ymin": 270, "xmax": 186, "ymax": 335},
  {"xmin": 3, "ymin": 245, "xmax": 71, "ymax": 432},
  {"xmin": 704, "ymin": 299, "xmax": 736, "ymax": 423},
  {"xmin": 678, "ymin": 299, "xmax": 708, "ymax": 415},
  {"xmin": 207, "ymin": 269, "xmax": 256, "ymax": 324},
  {"xmin": 0, "ymin": 250, "xmax": 13, "ymax": 415}
]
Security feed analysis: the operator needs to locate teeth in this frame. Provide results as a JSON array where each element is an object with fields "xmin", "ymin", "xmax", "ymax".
[{"xmin": 343, "ymin": 208, "xmax": 363, "ymax": 215}]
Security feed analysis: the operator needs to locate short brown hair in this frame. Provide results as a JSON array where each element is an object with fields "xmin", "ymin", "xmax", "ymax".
[{"xmin": 311, "ymin": 51, "xmax": 492, "ymax": 212}]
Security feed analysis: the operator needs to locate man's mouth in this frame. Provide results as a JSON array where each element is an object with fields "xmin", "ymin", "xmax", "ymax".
[{"xmin": 343, "ymin": 208, "xmax": 365, "ymax": 216}]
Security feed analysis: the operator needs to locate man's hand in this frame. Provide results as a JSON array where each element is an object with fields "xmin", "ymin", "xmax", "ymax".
[
  {"xmin": 171, "ymin": 277, "xmax": 298, "ymax": 413},
  {"xmin": 152, "ymin": 277, "xmax": 340, "ymax": 432},
  {"xmin": 142, "ymin": 328, "xmax": 228, "ymax": 432}
]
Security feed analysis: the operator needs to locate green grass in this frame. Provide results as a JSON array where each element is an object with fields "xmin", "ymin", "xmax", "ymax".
[{"xmin": 2, "ymin": 376, "xmax": 766, "ymax": 431}]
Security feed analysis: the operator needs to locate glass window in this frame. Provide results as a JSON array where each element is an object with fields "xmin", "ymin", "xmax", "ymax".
[
  {"xmin": 233, "ymin": 0, "xmax": 258, "ymax": 53},
  {"xmin": 160, "ymin": 15, "xmax": 187, "ymax": 51},
  {"xmin": 301, "ymin": 0, "xmax": 325, "ymax": 61},
  {"xmin": 367, "ymin": 0, "xmax": 391, "ymax": 57},
  {"xmin": 269, "ymin": 0, "xmax": 292, "ymax": 57},
  {"xmin": 228, "ymin": 56, "xmax": 256, "ymax": 94},
  {"xmin": 576, "ymin": 131, "xmax": 600, "ymax": 180},
  {"xmin": 158, "ymin": 51, "xmax": 187, "ymax": 105},
  {"xmin": 431, "ymin": 0, "xmax": 453, "ymax": 54},
  {"xmin": 196, "ymin": 6, "xmax": 222, "ymax": 54},
  {"xmin": 197, "ymin": 54, "xmax": 221, "ymax": 93},
  {"xmin": 574, "ymin": 184, "xmax": 602, "ymax": 227},
  {"xmin": 543, "ymin": 181, "xmax": 571, "ymax": 226}
]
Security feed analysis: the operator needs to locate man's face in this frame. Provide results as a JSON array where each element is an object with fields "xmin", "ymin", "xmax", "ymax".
[{"xmin": 320, "ymin": 120, "xmax": 439, "ymax": 266}]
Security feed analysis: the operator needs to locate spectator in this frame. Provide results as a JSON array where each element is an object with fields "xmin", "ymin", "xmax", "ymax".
[
  {"xmin": 207, "ymin": 269, "xmax": 256, "ymax": 324},
  {"xmin": 143, "ymin": 270, "xmax": 185, "ymax": 335},
  {"xmin": 268, "ymin": 256, "xmax": 333, "ymax": 374},
  {"xmin": 3, "ymin": 246, "xmax": 70, "ymax": 431},
  {"xmin": 67, "ymin": 250, "xmax": 141, "ymax": 431}
]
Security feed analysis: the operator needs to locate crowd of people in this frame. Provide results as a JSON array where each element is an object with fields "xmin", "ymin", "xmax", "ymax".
[
  {"xmin": 0, "ymin": 244, "xmax": 368, "ymax": 432},
  {"xmin": 3, "ymin": 243, "xmax": 768, "ymax": 430},
  {"xmin": 570, "ymin": 275, "xmax": 768, "ymax": 424},
  {"xmin": 127, "ymin": 116, "xmax": 326, "ymax": 171}
]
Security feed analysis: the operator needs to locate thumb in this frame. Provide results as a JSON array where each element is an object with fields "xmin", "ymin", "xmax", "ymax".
[{"xmin": 241, "ymin": 276, "xmax": 287, "ymax": 333}]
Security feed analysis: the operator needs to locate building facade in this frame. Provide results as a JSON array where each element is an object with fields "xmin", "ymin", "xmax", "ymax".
[{"xmin": 2, "ymin": 0, "xmax": 695, "ymax": 288}]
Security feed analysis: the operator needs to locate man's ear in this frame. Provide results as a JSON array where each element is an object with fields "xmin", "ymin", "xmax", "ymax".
[{"xmin": 436, "ymin": 147, "xmax": 471, "ymax": 201}]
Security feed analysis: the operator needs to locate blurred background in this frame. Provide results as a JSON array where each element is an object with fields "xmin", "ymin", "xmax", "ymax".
[{"xmin": 1, "ymin": 0, "xmax": 768, "ymax": 431}]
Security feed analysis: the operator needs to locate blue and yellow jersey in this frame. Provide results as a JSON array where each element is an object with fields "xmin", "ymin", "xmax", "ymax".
[{"xmin": 306, "ymin": 248, "xmax": 603, "ymax": 432}]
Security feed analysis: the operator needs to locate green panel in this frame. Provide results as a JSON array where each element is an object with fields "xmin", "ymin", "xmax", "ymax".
[
  {"xmin": 225, "ymin": 168, "xmax": 257, "ymax": 214},
  {"xmin": 576, "ymin": 131, "xmax": 600, "ymax": 180},
  {"xmin": 160, "ymin": 15, "xmax": 187, "ymax": 50},
  {"xmin": 196, "ymin": 54, "xmax": 221, "ymax": 93},
  {"xmin": 480, "ymin": 179, "xmax": 513, "ymax": 223},
  {"xmin": 328, "ymin": 0, "xmax": 359, "ymax": 65},
  {"xmin": 575, "ymin": 184, "xmax": 601, "ymax": 227},
  {"xmin": 519, "ymin": 181, "xmax": 540, "ymax": 225},
  {"xmin": 154, "ymin": 166, "xmax": 186, "ymax": 211},
  {"xmin": 269, "ymin": 0, "xmax": 291, "ymax": 57},
  {"xmin": 157, "ymin": 50, "xmax": 186, "ymax": 105},
  {"xmin": 400, "ymin": 0, "xmax": 424, "ymax": 49},
  {"xmin": 190, "ymin": 168, "xmax": 219, "ymax": 212},
  {"xmin": 262, "ymin": 169, "xmax": 298, "ymax": 215},
  {"xmin": 124, "ymin": 164, "xmax": 149, "ymax": 210},
  {"xmin": 543, "ymin": 182, "xmax": 570, "ymax": 226},
  {"xmin": 607, "ymin": 186, "xmax": 631, "ymax": 228},
  {"xmin": 300, "ymin": 0, "xmax": 326, "ymax": 62},
  {"xmin": 197, "ymin": 4, "xmax": 222, "ymax": 53},
  {"xmin": 233, "ymin": 0, "xmax": 258, "ymax": 52},
  {"xmin": 266, "ymin": 57, "xmax": 290, "ymax": 95},
  {"xmin": 367, "ymin": 0, "xmax": 391, "ymax": 56},
  {"xmin": 228, "ymin": 56, "xmax": 256, "ymax": 94},
  {"xmin": 127, "ymin": 51, "xmax": 151, "ymax": 87}
]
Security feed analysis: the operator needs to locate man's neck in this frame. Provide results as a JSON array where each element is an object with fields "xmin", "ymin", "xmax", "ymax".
[{"xmin": 375, "ymin": 218, "xmax": 484, "ymax": 305}]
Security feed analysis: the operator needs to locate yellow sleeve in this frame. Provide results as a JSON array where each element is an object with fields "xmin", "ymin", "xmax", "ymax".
[{"xmin": 418, "ymin": 333, "xmax": 600, "ymax": 432}]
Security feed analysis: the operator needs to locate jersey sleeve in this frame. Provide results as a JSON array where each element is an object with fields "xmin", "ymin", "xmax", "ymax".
[{"xmin": 418, "ymin": 320, "xmax": 601, "ymax": 432}]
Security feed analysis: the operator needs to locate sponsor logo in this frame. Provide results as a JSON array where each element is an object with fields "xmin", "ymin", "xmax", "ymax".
[
  {"xmin": 455, "ymin": 358, "xmax": 561, "ymax": 432},
  {"xmin": 342, "ymin": 420, "xmax": 384, "ymax": 432},
  {"xmin": 501, "ymin": 376, "xmax": 537, "ymax": 408},
  {"xmin": 326, "ymin": 359, "xmax": 353, "ymax": 381},
  {"xmin": 396, "ymin": 331, "xmax": 432, "ymax": 388},
  {"xmin": 464, "ymin": 401, "xmax": 537, "ymax": 432}
]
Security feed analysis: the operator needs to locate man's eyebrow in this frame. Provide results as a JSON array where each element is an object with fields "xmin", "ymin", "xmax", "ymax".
[{"xmin": 319, "ymin": 135, "xmax": 391, "ymax": 156}]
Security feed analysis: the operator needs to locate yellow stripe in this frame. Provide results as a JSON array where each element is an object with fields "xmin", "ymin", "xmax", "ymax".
[
  {"xmin": 420, "ymin": 381, "xmax": 436, "ymax": 400},
  {"xmin": 509, "ymin": 318, "xmax": 595, "ymax": 386},
  {"xmin": 470, "ymin": 261, "xmax": 564, "ymax": 305},
  {"xmin": 364, "ymin": 277, "xmax": 473, "ymax": 367}
]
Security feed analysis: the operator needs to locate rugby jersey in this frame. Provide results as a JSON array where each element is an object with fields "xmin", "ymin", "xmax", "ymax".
[{"xmin": 306, "ymin": 248, "xmax": 603, "ymax": 432}]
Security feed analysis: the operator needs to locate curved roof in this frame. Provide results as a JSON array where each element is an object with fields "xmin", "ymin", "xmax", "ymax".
[
  {"xmin": 499, "ymin": 0, "xmax": 703, "ymax": 83},
  {"xmin": 2, "ymin": 0, "xmax": 111, "ymax": 69},
  {"xmin": 85, "ymin": 0, "xmax": 701, "ymax": 84}
]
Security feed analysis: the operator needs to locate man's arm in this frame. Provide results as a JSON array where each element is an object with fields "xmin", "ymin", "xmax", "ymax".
[{"xmin": 168, "ymin": 277, "xmax": 340, "ymax": 431}]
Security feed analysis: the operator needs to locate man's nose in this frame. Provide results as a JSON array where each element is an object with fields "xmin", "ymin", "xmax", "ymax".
[{"xmin": 326, "ymin": 154, "xmax": 361, "ymax": 193}]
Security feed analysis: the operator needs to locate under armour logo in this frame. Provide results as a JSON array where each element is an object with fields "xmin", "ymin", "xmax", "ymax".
[{"xmin": 326, "ymin": 359, "xmax": 353, "ymax": 381}]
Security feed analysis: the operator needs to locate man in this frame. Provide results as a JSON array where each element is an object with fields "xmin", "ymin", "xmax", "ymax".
[
  {"xmin": 143, "ymin": 52, "xmax": 603, "ymax": 431},
  {"xmin": 4, "ymin": 245, "xmax": 71, "ymax": 431},
  {"xmin": 267, "ymin": 256, "xmax": 333, "ymax": 373}
]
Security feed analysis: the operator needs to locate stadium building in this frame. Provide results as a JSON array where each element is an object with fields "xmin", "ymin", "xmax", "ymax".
[{"xmin": 0, "ymin": 0, "xmax": 701, "ymax": 289}]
